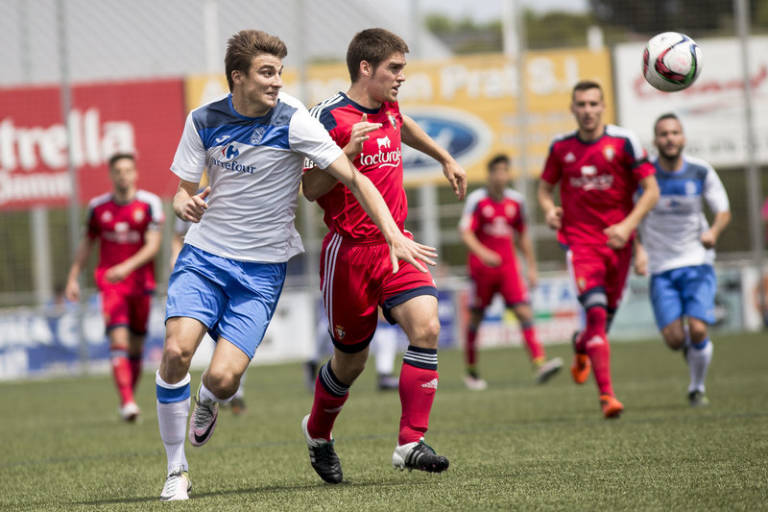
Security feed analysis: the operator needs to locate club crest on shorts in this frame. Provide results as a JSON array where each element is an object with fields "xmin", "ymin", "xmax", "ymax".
[{"xmin": 334, "ymin": 324, "xmax": 346, "ymax": 340}]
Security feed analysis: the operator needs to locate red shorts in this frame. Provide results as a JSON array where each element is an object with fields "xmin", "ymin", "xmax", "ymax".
[
  {"xmin": 320, "ymin": 231, "xmax": 437, "ymax": 352},
  {"xmin": 567, "ymin": 244, "xmax": 632, "ymax": 310},
  {"xmin": 469, "ymin": 259, "xmax": 529, "ymax": 310},
  {"xmin": 101, "ymin": 286, "xmax": 152, "ymax": 335}
]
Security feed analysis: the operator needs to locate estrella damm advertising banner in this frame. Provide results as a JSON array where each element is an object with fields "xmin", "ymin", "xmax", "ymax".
[{"xmin": 184, "ymin": 48, "xmax": 614, "ymax": 184}]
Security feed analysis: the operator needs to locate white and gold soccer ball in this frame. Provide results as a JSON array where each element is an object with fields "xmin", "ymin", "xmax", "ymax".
[{"xmin": 642, "ymin": 32, "xmax": 702, "ymax": 92}]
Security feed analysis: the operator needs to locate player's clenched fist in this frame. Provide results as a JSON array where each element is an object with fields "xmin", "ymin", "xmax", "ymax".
[
  {"xmin": 544, "ymin": 206, "xmax": 563, "ymax": 230},
  {"xmin": 175, "ymin": 187, "xmax": 210, "ymax": 223}
]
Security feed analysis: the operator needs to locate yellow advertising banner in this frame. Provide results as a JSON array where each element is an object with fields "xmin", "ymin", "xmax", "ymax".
[{"xmin": 185, "ymin": 48, "xmax": 614, "ymax": 184}]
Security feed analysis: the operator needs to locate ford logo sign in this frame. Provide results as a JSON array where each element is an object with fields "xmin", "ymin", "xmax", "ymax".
[{"xmin": 402, "ymin": 106, "xmax": 491, "ymax": 176}]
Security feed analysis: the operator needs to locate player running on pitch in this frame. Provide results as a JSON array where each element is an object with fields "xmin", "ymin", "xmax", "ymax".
[
  {"xmin": 300, "ymin": 28, "xmax": 466, "ymax": 483},
  {"xmin": 65, "ymin": 153, "xmax": 163, "ymax": 422},
  {"xmin": 155, "ymin": 29, "xmax": 436, "ymax": 501},
  {"xmin": 634, "ymin": 113, "xmax": 730, "ymax": 407},
  {"xmin": 538, "ymin": 80, "xmax": 659, "ymax": 418},
  {"xmin": 459, "ymin": 154, "xmax": 562, "ymax": 390}
]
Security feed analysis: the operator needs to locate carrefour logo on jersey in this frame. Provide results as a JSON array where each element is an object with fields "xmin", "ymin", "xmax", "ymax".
[{"xmin": 401, "ymin": 106, "xmax": 491, "ymax": 177}]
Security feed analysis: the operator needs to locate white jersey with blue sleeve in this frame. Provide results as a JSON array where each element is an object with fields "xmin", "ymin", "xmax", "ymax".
[
  {"xmin": 170, "ymin": 92, "xmax": 343, "ymax": 262},
  {"xmin": 639, "ymin": 155, "xmax": 730, "ymax": 275}
]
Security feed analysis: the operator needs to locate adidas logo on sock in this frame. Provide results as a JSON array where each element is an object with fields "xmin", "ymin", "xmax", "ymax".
[
  {"xmin": 585, "ymin": 335, "xmax": 605, "ymax": 348},
  {"xmin": 421, "ymin": 378, "xmax": 438, "ymax": 390}
]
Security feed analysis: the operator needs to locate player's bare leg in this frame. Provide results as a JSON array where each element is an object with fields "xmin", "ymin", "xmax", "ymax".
[
  {"xmin": 303, "ymin": 346, "xmax": 369, "ymax": 484},
  {"xmin": 511, "ymin": 303, "xmax": 562, "ymax": 384},
  {"xmin": 463, "ymin": 308, "xmax": 487, "ymax": 390},
  {"xmin": 390, "ymin": 295, "xmax": 449, "ymax": 473},
  {"xmin": 157, "ymin": 317, "xmax": 207, "ymax": 501},
  {"xmin": 109, "ymin": 326, "xmax": 139, "ymax": 421},
  {"xmin": 189, "ymin": 338, "xmax": 250, "ymax": 447}
]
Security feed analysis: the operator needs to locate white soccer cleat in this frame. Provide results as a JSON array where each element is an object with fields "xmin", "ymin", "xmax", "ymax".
[
  {"xmin": 188, "ymin": 389, "xmax": 219, "ymax": 447},
  {"xmin": 463, "ymin": 374, "xmax": 488, "ymax": 391},
  {"xmin": 535, "ymin": 357, "xmax": 564, "ymax": 384},
  {"xmin": 392, "ymin": 439, "xmax": 449, "ymax": 473},
  {"xmin": 160, "ymin": 466, "xmax": 191, "ymax": 501},
  {"xmin": 119, "ymin": 401, "xmax": 140, "ymax": 422}
]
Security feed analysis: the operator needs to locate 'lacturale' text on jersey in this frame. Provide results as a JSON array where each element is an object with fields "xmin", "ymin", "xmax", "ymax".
[
  {"xmin": 541, "ymin": 125, "xmax": 655, "ymax": 246},
  {"xmin": 639, "ymin": 156, "xmax": 730, "ymax": 275},
  {"xmin": 308, "ymin": 92, "xmax": 406, "ymax": 241},
  {"xmin": 87, "ymin": 190, "xmax": 164, "ymax": 293},
  {"xmin": 459, "ymin": 187, "xmax": 526, "ymax": 267},
  {"xmin": 171, "ymin": 92, "xmax": 343, "ymax": 262}
]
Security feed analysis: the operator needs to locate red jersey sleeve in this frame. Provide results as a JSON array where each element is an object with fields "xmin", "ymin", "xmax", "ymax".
[
  {"xmin": 86, "ymin": 206, "xmax": 99, "ymax": 240},
  {"xmin": 512, "ymin": 203, "xmax": 526, "ymax": 234},
  {"xmin": 541, "ymin": 141, "xmax": 562, "ymax": 184},
  {"xmin": 620, "ymin": 132, "xmax": 655, "ymax": 181}
]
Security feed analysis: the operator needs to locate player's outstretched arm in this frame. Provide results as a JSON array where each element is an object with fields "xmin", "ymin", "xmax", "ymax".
[
  {"xmin": 324, "ymin": 153, "xmax": 437, "ymax": 273},
  {"xmin": 604, "ymin": 175, "xmax": 659, "ymax": 249},
  {"xmin": 64, "ymin": 236, "xmax": 94, "ymax": 302},
  {"xmin": 537, "ymin": 180, "xmax": 562, "ymax": 230},
  {"xmin": 401, "ymin": 114, "xmax": 466, "ymax": 200},
  {"xmin": 518, "ymin": 231, "xmax": 538, "ymax": 287},
  {"xmin": 173, "ymin": 180, "xmax": 209, "ymax": 222}
]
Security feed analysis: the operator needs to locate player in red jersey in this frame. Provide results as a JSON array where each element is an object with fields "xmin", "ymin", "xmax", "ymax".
[
  {"xmin": 300, "ymin": 28, "xmax": 466, "ymax": 482},
  {"xmin": 460, "ymin": 154, "xmax": 562, "ymax": 390},
  {"xmin": 65, "ymin": 153, "xmax": 164, "ymax": 422},
  {"xmin": 537, "ymin": 81, "xmax": 659, "ymax": 418}
]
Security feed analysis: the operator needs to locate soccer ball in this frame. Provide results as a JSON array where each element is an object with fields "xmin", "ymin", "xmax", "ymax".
[{"xmin": 642, "ymin": 32, "xmax": 702, "ymax": 92}]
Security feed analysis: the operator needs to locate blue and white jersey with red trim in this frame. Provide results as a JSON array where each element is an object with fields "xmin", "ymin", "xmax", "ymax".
[{"xmin": 171, "ymin": 92, "xmax": 342, "ymax": 262}]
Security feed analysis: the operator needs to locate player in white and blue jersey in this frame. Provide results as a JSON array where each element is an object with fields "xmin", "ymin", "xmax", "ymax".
[
  {"xmin": 156, "ymin": 30, "xmax": 437, "ymax": 501},
  {"xmin": 634, "ymin": 113, "xmax": 731, "ymax": 407}
]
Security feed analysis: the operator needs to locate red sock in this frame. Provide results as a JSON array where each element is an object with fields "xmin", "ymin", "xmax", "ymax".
[
  {"xmin": 465, "ymin": 326, "xmax": 478, "ymax": 368},
  {"xmin": 581, "ymin": 307, "xmax": 614, "ymax": 396},
  {"xmin": 111, "ymin": 349, "xmax": 134, "ymax": 405},
  {"xmin": 586, "ymin": 337, "xmax": 613, "ymax": 396},
  {"xmin": 307, "ymin": 362, "xmax": 349, "ymax": 441},
  {"xmin": 398, "ymin": 346, "xmax": 439, "ymax": 445},
  {"xmin": 521, "ymin": 322, "xmax": 544, "ymax": 361},
  {"xmin": 129, "ymin": 356, "xmax": 142, "ymax": 391}
]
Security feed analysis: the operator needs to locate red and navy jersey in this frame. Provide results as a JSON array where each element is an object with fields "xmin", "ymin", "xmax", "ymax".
[
  {"xmin": 541, "ymin": 124, "xmax": 655, "ymax": 246},
  {"xmin": 459, "ymin": 187, "xmax": 525, "ymax": 267},
  {"xmin": 306, "ymin": 92, "xmax": 406, "ymax": 242},
  {"xmin": 86, "ymin": 190, "xmax": 164, "ymax": 292}
]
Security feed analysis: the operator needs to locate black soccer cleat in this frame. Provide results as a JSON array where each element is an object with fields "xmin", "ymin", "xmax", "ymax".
[
  {"xmin": 301, "ymin": 414, "xmax": 343, "ymax": 484},
  {"xmin": 392, "ymin": 440, "xmax": 449, "ymax": 473}
]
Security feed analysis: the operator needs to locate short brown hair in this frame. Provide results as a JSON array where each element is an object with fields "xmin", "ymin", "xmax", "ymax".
[
  {"xmin": 346, "ymin": 28, "xmax": 409, "ymax": 82},
  {"xmin": 487, "ymin": 154, "xmax": 510, "ymax": 172},
  {"xmin": 654, "ymin": 112, "xmax": 682, "ymax": 135},
  {"xmin": 571, "ymin": 80, "xmax": 603, "ymax": 100},
  {"xmin": 108, "ymin": 152, "xmax": 135, "ymax": 169},
  {"xmin": 225, "ymin": 30, "xmax": 287, "ymax": 91}
]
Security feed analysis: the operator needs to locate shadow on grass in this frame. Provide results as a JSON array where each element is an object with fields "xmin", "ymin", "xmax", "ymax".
[{"xmin": 75, "ymin": 478, "xmax": 431, "ymax": 506}]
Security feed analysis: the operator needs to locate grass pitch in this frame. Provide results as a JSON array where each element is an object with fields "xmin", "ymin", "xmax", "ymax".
[{"xmin": 1, "ymin": 331, "xmax": 766, "ymax": 511}]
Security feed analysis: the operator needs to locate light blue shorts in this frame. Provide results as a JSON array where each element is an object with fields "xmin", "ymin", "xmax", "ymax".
[
  {"xmin": 165, "ymin": 244, "xmax": 286, "ymax": 359},
  {"xmin": 650, "ymin": 264, "xmax": 716, "ymax": 330}
]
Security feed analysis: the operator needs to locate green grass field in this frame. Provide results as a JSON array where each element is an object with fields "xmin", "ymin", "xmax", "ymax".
[{"xmin": 1, "ymin": 332, "xmax": 766, "ymax": 511}]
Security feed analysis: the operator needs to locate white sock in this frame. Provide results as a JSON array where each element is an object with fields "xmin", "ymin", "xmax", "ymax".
[
  {"xmin": 156, "ymin": 371, "xmax": 191, "ymax": 474},
  {"xmin": 200, "ymin": 378, "xmax": 235, "ymax": 405},
  {"xmin": 687, "ymin": 339, "xmax": 713, "ymax": 393},
  {"xmin": 374, "ymin": 326, "xmax": 398, "ymax": 376}
]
